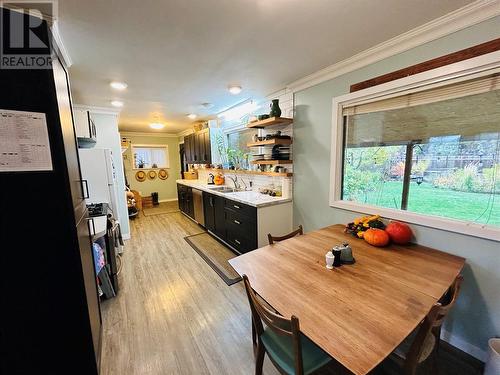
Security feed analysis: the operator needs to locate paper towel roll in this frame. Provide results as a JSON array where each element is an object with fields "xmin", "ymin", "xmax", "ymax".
[{"xmin": 282, "ymin": 178, "xmax": 292, "ymax": 199}]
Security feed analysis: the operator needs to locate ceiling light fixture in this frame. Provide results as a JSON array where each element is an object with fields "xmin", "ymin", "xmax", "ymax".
[
  {"xmin": 111, "ymin": 100, "xmax": 124, "ymax": 108},
  {"xmin": 149, "ymin": 122, "xmax": 165, "ymax": 130},
  {"xmin": 228, "ymin": 85, "xmax": 242, "ymax": 95},
  {"xmin": 200, "ymin": 102, "xmax": 213, "ymax": 109},
  {"xmin": 110, "ymin": 81, "xmax": 128, "ymax": 90},
  {"xmin": 187, "ymin": 114, "xmax": 197, "ymax": 120}
]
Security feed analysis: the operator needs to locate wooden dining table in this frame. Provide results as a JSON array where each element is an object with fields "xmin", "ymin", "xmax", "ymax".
[{"xmin": 229, "ymin": 224, "xmax": 465, "ymax": 375}]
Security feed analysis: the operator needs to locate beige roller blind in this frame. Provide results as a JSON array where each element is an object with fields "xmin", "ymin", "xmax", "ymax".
[{"xmin": 343, "ymin": 74, "xmax": 500, "ymax": 116}]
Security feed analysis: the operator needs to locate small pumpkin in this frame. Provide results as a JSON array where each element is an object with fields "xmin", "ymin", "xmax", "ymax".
[
  {"xmin": 363, "ymin": 228, "xmax": 390, "ymax": 247},
  {"xmin": 385, "ymin": 221, "xmax": 413, "ymax": 245},
  {"xmin": 214, "ymin": 173, "xmax": 225, "ymax": 185}
]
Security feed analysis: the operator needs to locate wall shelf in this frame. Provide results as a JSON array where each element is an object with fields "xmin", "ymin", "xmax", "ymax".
[
  {"xmin": 250, "ymin": 160, "xmax": 293, "ymax": 165},
  {"xmin": 246, "ymin": 117, "xmax": 293, "ymax": 129},
  {"xmin": 204, "ymin": 168, "xmax": 293, "ymax": 177},
  {"xmin": 247, "ymin": 138, "xmax": 292, "ymax": 147}
]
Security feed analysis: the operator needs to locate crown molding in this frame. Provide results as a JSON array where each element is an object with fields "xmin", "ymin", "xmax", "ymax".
[
  {"xmin": 120, "ymin": 131, "xmax": 178, "ymax": 138},
  {"xmin": 177, "ymin": 128, "xmax": 195, "ymax": 137},
  {"xmin": 51, "ymin": 21, "xmax": 73, "ymax": 68},
  {"xmin": 73, "ymin": 104, "xmax": 121, "ymax": 116},
  {"xmin": 287, "ymin": 0, "xmax": 500, "ymax": 93}
]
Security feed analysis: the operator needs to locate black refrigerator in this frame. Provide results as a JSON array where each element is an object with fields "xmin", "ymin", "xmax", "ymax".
[{"xmin": 0, "ymin": 8, "xmax": 101, "ymax": 375}]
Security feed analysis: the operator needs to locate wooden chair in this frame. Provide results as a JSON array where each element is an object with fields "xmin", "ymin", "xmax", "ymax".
[
  {"xmin": 243, "ymin": 275, "xmax": 331, "ymax": 375},
  {"xmin": 268, "ymin": 225, "xmax": 304, "ymax": 245},
  {"xmin": 390, "ymin": 275, "xmax": 463, "ymax": 375}
]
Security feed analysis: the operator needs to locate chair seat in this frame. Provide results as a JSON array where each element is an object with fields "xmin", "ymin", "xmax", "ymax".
[
  {"xmin": 394, "ymin": 330, "xmax": 436, "ymax": 363},
  {"xmin": 261, "ymin": 328, "xmax": 331, "ymax": 375}
]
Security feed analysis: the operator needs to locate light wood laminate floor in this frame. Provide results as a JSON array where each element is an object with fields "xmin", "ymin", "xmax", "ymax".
[{"xmin": 100, "ymin": 212, "xmax": 281, "ymax": 375}]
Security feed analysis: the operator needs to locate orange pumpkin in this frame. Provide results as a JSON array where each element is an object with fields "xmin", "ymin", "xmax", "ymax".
[
  {"xmin": 214, "ymin": 173, "xmax": 225, "ymax": 185},
  {"xmin": 363, "ymin": 228, "xmax": 390, "ymax": 247}
]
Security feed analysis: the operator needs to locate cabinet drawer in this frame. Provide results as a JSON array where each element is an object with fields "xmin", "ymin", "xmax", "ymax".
[
  {"xmin": 226, "ymin": 226, "xmax": 257, "ymax": 254},
  {"xmin": 225, "ymin": 210, "xmax": 257, "ymax": 239},
  {"xmin": 224, "ymin": 199, "xmax": 256, "ymax": 220}
]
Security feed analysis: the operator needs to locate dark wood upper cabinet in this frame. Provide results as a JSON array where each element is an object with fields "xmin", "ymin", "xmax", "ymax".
[{"xmin": 184, "ymin": 129, "xmax": 211, "ymax": 164}]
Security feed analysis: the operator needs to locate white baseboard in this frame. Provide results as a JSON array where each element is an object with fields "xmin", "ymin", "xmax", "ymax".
[
  {"xmin": 159, "ymin": 198, "xmax": 178, "ymax": 202},
  {"xmin": 122, "ymin": 233, "xmax": 131, "ymax": 240},
  {"xmin": 441, "ymin": 329, "xmax": 487, "ymax": 362}
]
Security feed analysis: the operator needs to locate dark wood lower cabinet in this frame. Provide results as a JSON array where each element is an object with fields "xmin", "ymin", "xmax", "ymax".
[
  {"xmin": 177, "ymin": 184, "xmax": 194, "ymax": 219},
  {"xmin": 203, "ymin": 191, "xmax": 226, "ymax": 239},
  {"xmin": 201, "ymin": 190, "xmax": 257, "ymax": 254}
]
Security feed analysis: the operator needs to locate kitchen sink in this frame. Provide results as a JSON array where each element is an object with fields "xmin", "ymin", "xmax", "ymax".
[
  {"xmin": 208, "ymin": 186, "xmax": 237, "ymax": 193},
  {"xmin": 208, "ymin": 186, "xmax": 246, "ymax": 194}
]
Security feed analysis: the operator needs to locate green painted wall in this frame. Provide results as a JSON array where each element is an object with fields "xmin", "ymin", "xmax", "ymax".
[
  {"xmin": 122, "ymin": 134, "xmax": 181, "ymax": 201},
  {"xmin": 293, "ymin": 17, "xmax": 500, "ymax": 359}
]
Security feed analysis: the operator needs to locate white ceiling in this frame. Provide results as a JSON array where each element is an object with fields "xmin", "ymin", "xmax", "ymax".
[{"xmin": 57, "ymin": 0, "xmax": 473, "ymax": 134}]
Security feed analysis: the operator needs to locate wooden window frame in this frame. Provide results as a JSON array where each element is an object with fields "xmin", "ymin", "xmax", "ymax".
[{"xmin": 330, "ymin": 51, "xmax": 500, "ymax": 241}]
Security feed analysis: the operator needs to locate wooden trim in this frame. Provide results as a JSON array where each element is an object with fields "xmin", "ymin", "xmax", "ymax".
[{"xmin": 350, "ymin": 38, "xmax": 500, "ymax": 92}]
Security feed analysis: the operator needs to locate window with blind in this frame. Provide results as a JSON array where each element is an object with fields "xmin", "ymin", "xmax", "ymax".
[
  {"xmin": 132, "ymin": 144, "xmax": 169, "ymax": 169},
  {"xmin": 339, "ymin": 73, "xmax": 500, "ymax": 229}
]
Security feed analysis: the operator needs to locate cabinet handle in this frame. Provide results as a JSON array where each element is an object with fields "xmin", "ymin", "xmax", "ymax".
[
  {"xmin": 87, "ymin": 112, "xmax": 92, "ymax": 138},
  {"xmin": 234, "ymin": 220, "xmax": 241, "ymax": 225},
  {"xmin": 82, "ymin": 180, "xmax": 90, "ymax": 199},
  {"xmin": 235, "ymin": 239, "xmax": 241, "ymax": 245},
  {"xmin": 233, "ymin": 205, "xmax": 240, "ymax": 209},
  {"xmin": 87, "ymin": 218, "xmax": 95, "ymax": 237}
]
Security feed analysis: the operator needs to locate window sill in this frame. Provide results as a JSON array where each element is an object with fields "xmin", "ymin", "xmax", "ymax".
[{"xmin": 330, "ymin": 200, "xmax": 500, "ymax": 242}]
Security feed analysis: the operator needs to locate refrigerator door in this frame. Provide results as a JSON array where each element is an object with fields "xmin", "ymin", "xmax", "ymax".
[
  {"xmin": 79, "ymin": 148, "xmax": 112, "ymax": 205},
  {"xmin": 104, "ymin": 150, "xmax": 120, "ymax": 218}
]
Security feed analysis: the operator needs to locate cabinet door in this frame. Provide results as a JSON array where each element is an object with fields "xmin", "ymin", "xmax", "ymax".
[
  {"xmin": 74, "ymin": 109, "xmax": 92, "ymax": 138},
  {"xmin": 177, "ymin": 184, "xmax": 185, "ymax": 212},
  {"xmin": 203, "ymin": 130, "xmax": 212, "ymax": 163},
  {"xmin": 196, "ymin": 132, "xmax": 205, "ymax": 164},
  {"xmin": 185, "ymin": 187, "xmax": 194, "ymax": 218},
  {"xmin": 184, "ymin": 135, "xmax": 192, "ymax": 163},
  {"xmin": 77, "ymin": 214, "xmax": 102, "ymax": 363},
  {"xmin": 214, "ymin": 195, "xmax": 226, "ymax": 239},
  {"xmin": 203, "ymin": 192, "xmax": 216, "ymax": 232}
]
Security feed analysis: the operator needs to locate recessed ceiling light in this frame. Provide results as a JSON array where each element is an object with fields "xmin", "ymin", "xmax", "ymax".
[
  {"xmin": 200, "ymin": 102, "xmax": 213, "ymax": 109},
  {"xmin": 110, "ymin": 81, "xmax": 128, "ymax": 90},
  {"xmin": 111, "ymin": 100, "xmax": 124, "ymax": 108},
  {"xmin": 187, "ymin": 114, "xmax": 197, "ymax": 120},
  {"xmin": 149, "ymin": 122, "xmax": 165, "ymax": 130},
  {"xmin": 228, "ymin": 85, "xmax": 242, "ymax": 95}
]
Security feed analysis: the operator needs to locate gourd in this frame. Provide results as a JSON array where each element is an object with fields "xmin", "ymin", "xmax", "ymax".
[
  {"xmin": 363, "ymin": 228, "xmax": 390, "ymax": 247},
  {"xmin": 214, "ymin": 173, "xmax": 225, "ymax": 185},
  {"xmin": 385, "ymin": 221, "xmax": 413, "ymax": 245}
]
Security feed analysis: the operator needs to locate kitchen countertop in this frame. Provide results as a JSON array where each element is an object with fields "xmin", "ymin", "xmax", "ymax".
[{"xmin": 176, "ymin": 179, "xmax": 292, "ymax": 208}]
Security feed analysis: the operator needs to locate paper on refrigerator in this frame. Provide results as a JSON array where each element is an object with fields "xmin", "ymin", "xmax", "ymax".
[{"xmin": 0, "ymin": 109, "xmax": 53, "ymax": 172}]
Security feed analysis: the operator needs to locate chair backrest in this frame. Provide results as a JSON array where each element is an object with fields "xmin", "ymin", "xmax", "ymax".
[
  {"xmin": 404, "ymin": 275, "xmax": 463, "ymax": 374},
  {"xmin": 268, "ymin": 225, "xmax": 304, "ymax": 245},
  {"xmin": 242, "ymin": 275, "xmax": 304, "ymax": 375}
]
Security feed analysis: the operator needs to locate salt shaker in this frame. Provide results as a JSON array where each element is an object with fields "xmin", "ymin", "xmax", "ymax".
[{"xmin": 325, "ymin": 251, "xmax": 335, "ymax": 269}]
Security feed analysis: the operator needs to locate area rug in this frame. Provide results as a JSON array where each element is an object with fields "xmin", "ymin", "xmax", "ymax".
[
  {"xmin": 142, "ymin": 201, "xmax": 180, "ymax": 216},
  {"xmin": 184, "ymin": 232, "xmax": 242, "ymax": 286}
]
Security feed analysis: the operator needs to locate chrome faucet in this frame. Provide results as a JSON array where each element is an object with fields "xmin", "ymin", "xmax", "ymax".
[
  {"xmin": 227, "ymin": 175, "xmax": 241, "ymax": 190},
  {"xmin": 240, "ymin": 178, "xmax": 248, "ymax": 190}
]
